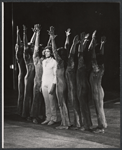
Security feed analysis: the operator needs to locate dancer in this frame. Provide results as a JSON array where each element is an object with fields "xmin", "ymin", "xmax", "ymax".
[
  {"xmin": 41, "ymin": 30, "xmax": 58, "ymax": 125},
  {"xmin": 65, "ymin": 34, "xmax": 81, "ymax": 129},
  {"xmin": 77, "ymin": 32, "xmax": 93, "ymax": 131},
  {"xmin": 15, "ymin": 26, "xmax": 26, "ymax": 116},
  {"xmin": 30, "ymin": 24, "xmax": 45, "ymax": 124},
  {"xmin": 49, "ymin": 26, "xmax": 71, "ymax": 129},
  {"xmin": 89, "ymin": 31, "xmax": 107, "ymax": 133},
  {"xmin": 22, "ymin": 25, "xmax": 35, "ymax": 121}
]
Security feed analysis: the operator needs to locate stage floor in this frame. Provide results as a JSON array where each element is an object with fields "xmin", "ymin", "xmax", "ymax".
[{"xmin": 3, "ymin": 90, "xmax": 120, "ymax": 148}]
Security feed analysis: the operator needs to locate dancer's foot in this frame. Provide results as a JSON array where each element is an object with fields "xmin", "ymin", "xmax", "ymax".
[
  {"xmin": 41, "ymin": 120, "xmax": 49, "ymax": 125},
  {"xmin": 80, "ymin": 126, "xmax": 92, "ymax": 131},
  {"xmin": 32, "ymin": 118, "xmax": 38, "ymax": 124},
  {"xmin": 47, "ymin": 120, "xmax": 56, "ymax": 126},
  {"xmin": 93, "ymin": 128, "xmax": 105, "ymax": 133}
]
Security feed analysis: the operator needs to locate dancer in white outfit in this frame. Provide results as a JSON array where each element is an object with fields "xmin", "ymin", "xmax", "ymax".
[{"xmin": 41, "ymin": 47, "xmax": 58, "ymax": 125}]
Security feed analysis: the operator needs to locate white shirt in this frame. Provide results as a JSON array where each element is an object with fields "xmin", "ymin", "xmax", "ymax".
[{"xmin": 42, "ymin": 57, "xmax": 57, "ymax": 85}]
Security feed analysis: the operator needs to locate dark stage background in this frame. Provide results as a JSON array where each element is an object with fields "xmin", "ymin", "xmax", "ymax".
[{"xmin": 4, "ymin": 2, "xmax": 120, "ymax": 91}]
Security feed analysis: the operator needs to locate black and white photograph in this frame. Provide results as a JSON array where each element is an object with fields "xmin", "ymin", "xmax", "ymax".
[{"xmin": 3, "ymin": 1, "xmax": 120, "ymax": 148}]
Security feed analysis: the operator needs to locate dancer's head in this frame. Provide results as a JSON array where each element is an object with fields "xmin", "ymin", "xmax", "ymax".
[{"xmin": 43, "ymin": 46, "xmax": 53, "ymax": 58}]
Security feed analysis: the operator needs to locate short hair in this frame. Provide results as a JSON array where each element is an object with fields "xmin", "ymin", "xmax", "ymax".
[{"xmin": 43, "ymin": 46, "xmax": 52, "ymax": 51}]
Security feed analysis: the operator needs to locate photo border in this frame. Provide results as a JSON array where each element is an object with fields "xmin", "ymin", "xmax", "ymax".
[{"xmin": 1, "ymin": 0, "xmax": 121, "ymax": 149}]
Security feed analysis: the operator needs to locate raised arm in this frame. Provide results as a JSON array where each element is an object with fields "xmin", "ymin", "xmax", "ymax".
[
  {"xmin": 23, "ymin": 25, "xmax": 31, "ymax": 64},
  {"xmin": 68, "ymin": 35, "xmax": 79, "ymax": 58},
  {"xmin": 48, "ymin": 26, "xmax": 62, "ymax": 62},
  {"xmin": 15, "ymin": 26, "xmax": 23, "ymax": 61},
  {"xmin": 77, "ymin": 32, "xmax": 86, "ymax": 68},
  {"xmin": 66, "ymin": 35, "xmax": 79, "ymax": 69},
  {"xmin": 78, "ymin": 32, "xmax": 89, "ymax": 57},
  {"xmin": 29, "ymin": 25, "xmax": 36, "ymax": 45},
  {"xmin": 83, "ymin": 33, "xmax": 89, "ymax": 51},
  {"xmin": 88, "ymin": 30, "xmax": 96, "ymax": 50},
  {"xmin": 96, "ymin": 36, "xmax": 106, "ymax": 67},
  {"xmin": 47, "ymin": 35, "xmax": 52, "ymax": 47},
  {"xmin": 88, "ymin": 30, "xmax": 97, "ymax": 60},
  {"xmin": 78, "ymin": 32, "xmax": 86, "ymax": 55},
  {"xmin": 33, "ymin": 24, "xmax": 41, "ymax": 64},
  {"xmin": 64, "ymin": 28, "xmax": 71, "ymax": 50},
  {"xmin": 100, "ymin": 36, "xmax": 106, "ymax": 55},
  {"xmin": 16, "ymin": 26, "xmax": 22, "ymax": 46},
  {"xmin": 23, "ymin": 25, "xmax": 28, "ymax": 50}
]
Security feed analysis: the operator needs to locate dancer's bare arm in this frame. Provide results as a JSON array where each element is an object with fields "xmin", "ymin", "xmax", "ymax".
[
  {"xmin": 100, "ymin": 36, "xmax": 106, "ymax": 55},
  {"xmin": 48, "ymin": 26, "xmax": 62, "ymax": 62},
  {"xmin": 33, "ymin": 24, "xmax": 40, "ymax": 62},
  {"xmin": 69, "ymin": 35, "xmax": 79, "ymax": 57},
  {"xmin": 64, "ymin": 28, "xmax": 71, "ymax": 50}
]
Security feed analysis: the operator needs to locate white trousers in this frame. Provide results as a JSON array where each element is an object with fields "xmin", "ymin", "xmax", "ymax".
[{"xmin": 42, "ymin": 83, "xmax": 57, "ymax": 122}]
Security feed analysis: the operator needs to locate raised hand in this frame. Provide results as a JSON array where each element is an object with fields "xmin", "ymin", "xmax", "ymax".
[
  {"xmin": 80, "ymin": 32, "xmax": 89, "ymax": 43},
  {"xmin": 92, "ymin": 30, "xmax": 97, "ymax": 39},
  {"xmin": 101, "ymin": 36, "xmax": 106, "ymax": 44},
  {"xmin": 47, "ymin": 26, "xmax": 54, "ymax": 35},
  {"xmin": 31, "ymin": 27, "xmax": 35, "ymax": 32},
  {"xmin": 83, "ymin": 33, "xmax": 89, "ymax": 45},
  {"xmin": 88, "ymin": 31, "xmax": 97, "ymax": 50},
  {"xmin": 100, "ymin": 36, "xmax": 106, "ymax": 51},
  {"xmin": 80, "ymin": 32, "xmax": 89, "ymax": 45},
  {"xmin": 47, "ymin": 26, "xmax": 57, "ymax": 39},
  {"xmin": 50, "ymin": 26, "xmax": 55, "ymax": 33},
  {"xmin": 84, "ymin": 33, "xmax": 89, "ymax": 39},
  {"xmin": 73, "ymin": 35, "xmax": 79, "ymax": 45},
  {"xmin": 65, "ymin": 28, "xmax": 71, "ymax": 36},
  {"xmin": 32, "ymin": 24, "xmax": 41, "ymax": 32},
  {"xmin": 23, "ymin": 25, "xmax": 27, "ymax": 31}
]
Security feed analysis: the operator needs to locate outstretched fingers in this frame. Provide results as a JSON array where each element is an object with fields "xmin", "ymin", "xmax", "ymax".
[
  {"xmin": 65, "ymin": 28, "xmax": 71, "ymax": 36},
  {"xmin": 47, "ymin": 26, "xmax": 57, "ymax": 39},
  {"xmin": 101, "ymin": 36, "xmax": 106, "ymax": 43}
]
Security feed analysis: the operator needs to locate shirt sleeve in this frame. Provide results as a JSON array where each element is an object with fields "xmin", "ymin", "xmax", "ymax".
[{"xmin": 52, "ymin": 60, "xmax": 57, "ymax": 84}]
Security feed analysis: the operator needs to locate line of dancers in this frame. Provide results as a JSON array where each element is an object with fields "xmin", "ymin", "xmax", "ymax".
[{"xmin": 15, "ymin": 24, "xmax": 107, "ymax": 133}]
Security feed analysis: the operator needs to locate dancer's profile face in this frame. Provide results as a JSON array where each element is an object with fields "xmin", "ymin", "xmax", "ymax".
[{"xmin": 45, "ymin": 49, "xmax": 51, "ymax": 58}]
